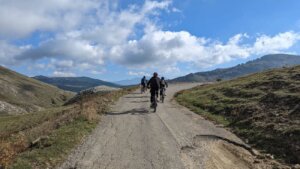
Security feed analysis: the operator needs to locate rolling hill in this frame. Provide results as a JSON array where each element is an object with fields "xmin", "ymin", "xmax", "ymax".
[
  {"xmin": 0, "ymin": 66, "xmax": 74, "ymax": 115},
  {"xmin": 172, "ymin": 54, "xmax": 300, "ymax": 82},
  {"xmin": 176, "ymin": 65, "xmax": 300, "ymax": 164},
  {"xmin": 33, "ymin": 76, "xmax": 121, "ymax": 92}
]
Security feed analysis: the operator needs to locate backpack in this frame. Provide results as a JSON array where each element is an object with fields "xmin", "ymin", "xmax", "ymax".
[{"xmin": 161, "ymin": 80, "xmax": 166, "ymax": 87}]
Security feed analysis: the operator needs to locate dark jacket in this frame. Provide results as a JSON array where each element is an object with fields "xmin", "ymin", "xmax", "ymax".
[
  {"xmin": 147, "ymin": 76, "xmax": 161, "ymax": 91},
  {"xmin": 141, "ymin": 77, "xmax": 146, "ymax": 85}
]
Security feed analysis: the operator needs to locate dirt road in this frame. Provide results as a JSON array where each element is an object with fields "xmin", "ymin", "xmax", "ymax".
[{"xmin": 59, "ymin": 83, "xmax": 272, "ymax": 169}]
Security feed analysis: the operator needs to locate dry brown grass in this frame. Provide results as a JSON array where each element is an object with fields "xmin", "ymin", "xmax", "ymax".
[
  {"xmin": 0, "ymin": 86, "xmax": 137, "ymax": 168},
  {"xmin": 0, "ymin": 106, "xmax": 80, "ymax": 167}
]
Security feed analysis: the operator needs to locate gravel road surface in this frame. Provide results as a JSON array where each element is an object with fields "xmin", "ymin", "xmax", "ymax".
[{"xmin": 59, "ymin": 83, "xmax": 273, "ymax": 169}]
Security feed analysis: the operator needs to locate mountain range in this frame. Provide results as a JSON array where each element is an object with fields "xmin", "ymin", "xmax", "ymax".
[
  {"xmin": 171, "ymin": 54, "xmax": 300, "ymax": 82},
  {"xmin": 114, "ymin": 77, "xmax": 152, "ymax": 86},
  {"xmin": 33, "ymin": 76, "xmax": 121, "ymax": 93},
  {"xmin": 114, "ymin": 78, "xmax": 141, "ymax": 86}
]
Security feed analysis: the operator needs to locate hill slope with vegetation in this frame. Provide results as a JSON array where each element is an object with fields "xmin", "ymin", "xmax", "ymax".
[
  {"xmin": 0, "ymin": 66, "xmax": 74, "ymax": 115},
  {"xmin": 172, "ymin": 54, "xmax": 300, "ymax": 82},
  {"xmin": 33, "ymin": 76, "xmax": 121, "ymax": 92},
  {"xmin": 0, "ymin": 80, "xmax": 137, "ymax": 168},
  {"xmin": 176, "ymin": 65, "xmax": 300, "ymax": 165}
]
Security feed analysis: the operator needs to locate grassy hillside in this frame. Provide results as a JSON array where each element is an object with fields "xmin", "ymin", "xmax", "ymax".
[
  {"xmin": 0, "ymin": 66, "xmax": 74, "ymax": 115},
  {"xmin": 172, "ymin": 54, "xmax": 300, "ymax": 82},
  {"xmin": 33, "ymin": 76, "xmax": 121, "ymax": 92},
  {"xmin": 176, "ymin": 65, "xmax": 300, "ymax": 165},
  {"xmin": 0, "ymin": 86, "xmax": 137, "ymax": 169}
]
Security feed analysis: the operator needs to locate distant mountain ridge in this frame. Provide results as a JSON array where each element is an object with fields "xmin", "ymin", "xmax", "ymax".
[
  {"xmin": 0, "ymin": 66, "xmax": 74, "ymax": 115},
  {"xmin": 171, "ymin": 54, "xmax": 300, "ymax": 82},
  {"xmin": 114, "ymin": 77, "xmax": 151, "ymax": 86},
  {"xmin": 33, "ymin": 76, "xmax": 121, "ymax": 92},
  {"xmin": 114, "ymin": 78, "xmax": 141, "ymax": 86}
]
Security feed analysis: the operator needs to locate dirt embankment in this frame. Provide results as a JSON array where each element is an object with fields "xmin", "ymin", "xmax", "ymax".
[{"xmin": 176, "ymin": 65, "xmax": 300, "ymax": 166}]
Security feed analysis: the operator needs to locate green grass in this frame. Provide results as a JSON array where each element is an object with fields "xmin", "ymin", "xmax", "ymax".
[
  {"xmin": 10, "ymin": 117, "xmax": 96, "ymax": 169},
  {"xmin": 0, "ymin": 86, "xmax": 138, "ymax": 168},
  {"xmin": 0, "ymin": 107, "xmax": 69, "ymax": 138},
  {"xmin": 175, "ymin": 65, "xmax": 300, "ymax": 165},
  {"xmin": 176, "ymin": 92, "xmax": 231, "ymax": 126}
]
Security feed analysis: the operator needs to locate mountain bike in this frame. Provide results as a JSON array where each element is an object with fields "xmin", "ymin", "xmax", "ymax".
[
  {"xmin": 141, "ymin": 85, "xmax": 146, "ymax": 93},
  {"xmin": 160, "ymin": 87, "xmax": 166, "ymax": 103},
  {"xmin": 150, "ymin": 91, "xmax": 158, "ymax": 112}
]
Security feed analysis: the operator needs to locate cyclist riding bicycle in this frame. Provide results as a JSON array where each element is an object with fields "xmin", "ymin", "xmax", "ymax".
[
  {"xmin": 140, "ymin": 76, "xmax": 147, "ymax": 93},
  {"xmin": 160, "ymin": 77, "xmax": 168, "ymax": 101},
  {"xmin": 147, "ymin": 72, "xmax": 160, "ymax": 108}
]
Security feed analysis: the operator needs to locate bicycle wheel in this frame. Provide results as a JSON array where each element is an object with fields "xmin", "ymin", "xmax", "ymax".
[
  {"xmin": 161, "ymin": 88, "xmax": 165, "ymax": 103},
  {"xmin": 153, "ymin": 96, "xmax": 158, "ymax": 112}
]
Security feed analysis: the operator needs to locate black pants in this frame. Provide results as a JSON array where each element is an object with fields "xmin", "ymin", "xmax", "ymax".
[{"xmin": 150, "ymin": 89, "xmax": 158, "ymax": 103}]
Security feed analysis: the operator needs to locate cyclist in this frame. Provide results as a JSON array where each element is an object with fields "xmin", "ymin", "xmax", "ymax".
[
  {"xmin": 160, "ymin": 77, "xmax": 168, "ymax": 101},
  {"xmin": 147, "ymin": 72, "xmax": 160, "ymax": 108},
  {"xmin": 140, "ymin": 76, "xmax": 147, "ymax": 93}
]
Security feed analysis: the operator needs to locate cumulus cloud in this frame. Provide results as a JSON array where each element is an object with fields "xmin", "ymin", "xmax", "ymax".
[
  {"xmin": 2, "ymin": 0, "xmax": 172, "ymax": 74},
  {"xmin": 110, "ymin": 30, "xmax": 300, "ymax": 68},
  {"xmin": 0, "ymin": 0, "xmax": 101, "ymax": 39},
  {"xmin": 1, "ymin": 0, "xmax": 300, "ymax": 78},
  {"xmin": 0, "ymin": 40, "xmax": 29, "ymax": 65},
  {"xmin": 17, "ymin": 38, "xmax": 105, "ymax": 71},
  {"xmin": 110, "ymin": 31, "xmax": 207, "ymax": 67},
  {"xmin": 252, "ymin": 32, "xmax": 300, "ymax": 54},
  {"xmin": 80, "ymin": 0, "xmax": 171, "ymax": 45}
]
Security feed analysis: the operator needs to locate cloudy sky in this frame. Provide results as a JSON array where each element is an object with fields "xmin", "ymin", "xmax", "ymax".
[{"xmin": 1, "ymin": 0, "xmax": 300, "ymax": 81}]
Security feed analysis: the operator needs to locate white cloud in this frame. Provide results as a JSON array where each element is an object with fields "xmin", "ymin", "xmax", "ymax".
[
  {"xmin": 52, "ymin": 71, "xmax": 76, "ymax": 77},
  {"xmin": 110, "ymin": 30, "xmax": 300, "ymax": 69},
  {"xmin": 90, "ymin": 69, "xmax": 106, "ymax": 75},
  {"xmin": 110, "ymin": 30, "xmax": 207, "ymax": 67},
  {"xmin": 80, "ymin": 0, "xmax": 171, "ymax": 46},
  {"xmin": 252, "ymin": 31, "xmax": 300, "ymax": 54},
  {"xmin": 0, "ymin": 0, "xmax": 101, "ymax": 39},
  {"xmin": 2, "ymin": 0, "xmax": 172, "ymax": 75},
  {"xmin": 17, "ymin": 38, "xmax": 105, "ymax": 69},
  {"xmin": 128, "ymin": 71, "xmax": 150, "ymax": 76},
  {"xmin": 0, "ymin": 40, "xmax": 27, "ymax": 65},
  {"xmin": 1, "ymin": 0, "xmax": 300, "ymax": 79},
  {"xmin": 171, "ymin": 7, "xmax": 181, "ymax": 13}
]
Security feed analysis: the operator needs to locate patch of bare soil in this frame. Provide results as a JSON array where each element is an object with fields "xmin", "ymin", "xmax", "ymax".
[{"xmin": 181, "ymin": 134, "xmax": 289, "ymax": 169}]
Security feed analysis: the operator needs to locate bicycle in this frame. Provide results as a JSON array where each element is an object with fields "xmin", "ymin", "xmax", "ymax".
[
  {"xmin": 150, "ymin": 91, "xmax": 158, "ymax": 112},
  {"xmin": 141, "ymin": 85, "xmax": 146, "ymax": 94},
  {"xmin": 160, "ymin": 87, "xmax": 166, "ymax": 103}
]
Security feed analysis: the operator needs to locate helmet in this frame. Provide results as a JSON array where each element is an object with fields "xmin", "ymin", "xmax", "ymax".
[
  {"xmin": 153, "ymin": 72, "xmax": 158, "ymax": 77},
  {"xmin": 161, "ymin": 77, "xmax": 164, "ymax": 80}
]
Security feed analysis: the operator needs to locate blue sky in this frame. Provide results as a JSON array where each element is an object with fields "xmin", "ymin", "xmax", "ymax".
[{"xmin": 1, "ymin": 0, "xmax": 300, "ymax": 81}]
